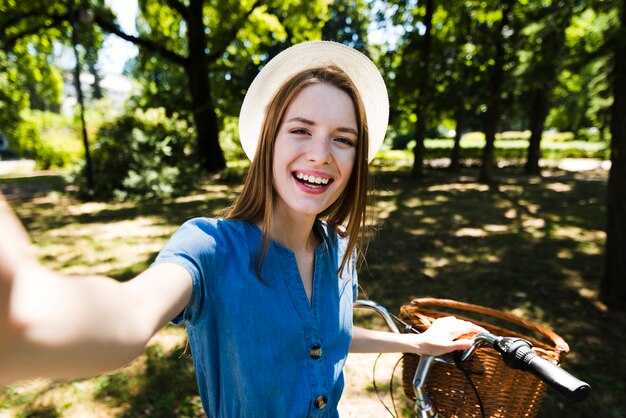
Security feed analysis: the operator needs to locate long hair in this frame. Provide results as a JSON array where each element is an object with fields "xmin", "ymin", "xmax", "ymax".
[{"xmin": 226, "ymin": 65, "xmax": 370, "ymax": 276}]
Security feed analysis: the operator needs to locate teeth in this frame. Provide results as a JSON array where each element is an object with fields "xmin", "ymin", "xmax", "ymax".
[{"xmin": 295, "ymin": 172, "xmax": 330, "ymax": 185}]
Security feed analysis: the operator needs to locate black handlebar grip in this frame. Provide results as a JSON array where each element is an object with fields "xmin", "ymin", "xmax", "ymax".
[{"xmin": 496, "ymin": 338, "xmax": 590, "ymax": 402}]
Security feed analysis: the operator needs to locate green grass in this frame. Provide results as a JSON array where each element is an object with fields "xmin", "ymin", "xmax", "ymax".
[
  {"xmin": 0, "ymin": 159, "xmax": 623, "ymax": 417},
  {"xmin": 380, "ymin": 130, "xmax": 610, "ymax": 162}
]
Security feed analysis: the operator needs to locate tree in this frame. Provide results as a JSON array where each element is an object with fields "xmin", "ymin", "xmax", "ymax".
[
  {"xmin": 69, "ymin": 0, "xmax": 95, "ymax": 192},
  {"xmin": 0, "ymin": 2, "xmax": 64, "ymax": 119},
  {"xmin": 322, "ymin": 0, "xmax": 370, "ymax": 52},
  {"xmin": 377, "ymin": 0, "xmax": 437, "ymax": 179},
  {"xmin": 443, "ymin": 2, "xmax": 478, "ymax": 171},
  {"xmin": 546, "ymin": 6, "xmax": 615, "ymax": 136},
  {"xmin": 93, "ymin": 0, "xmax": 258, "ymax": 172},
  {"xmin": 478, "ymin": 0, "xmax": 516, "ymax": 183},
  {"xmin": 410, "ymin": 0, "xmax": 434, "ymax": 180},
  {"xmin": 0, "ymin": 50, "xmax": 29, "ymax": 138},
  {"xmin": 1, "ymin": 0, "xmax": 330, "ymax": 172},
  {"xmin": 522, "ymin": 1, "xmax": 574, "ymax": 175},
  {"xmin": 1, "ymin": 0, "xmax": 104, "ymax": 186},
  {"xmin": 110, "ymin": 0, "xmax": 330, "ymax": 172},
  {"xmin": 601, "ymin": 0, "xmax": 626, "ymax": 311}
]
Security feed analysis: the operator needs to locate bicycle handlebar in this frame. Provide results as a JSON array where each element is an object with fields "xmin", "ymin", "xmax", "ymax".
[{"xmin": 491, "ymin": 336, "xmax": 590, "ymax": 402}]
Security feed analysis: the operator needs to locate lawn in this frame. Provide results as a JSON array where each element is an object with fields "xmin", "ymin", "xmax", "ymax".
[{"xmin": 0, "ymin": 159, "xmax": 623, "ymax": 418}]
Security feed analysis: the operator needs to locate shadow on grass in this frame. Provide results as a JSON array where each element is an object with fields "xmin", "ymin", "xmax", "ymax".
[
  {"xmin": 16, "ymin": 405, "xmax": 61, "ymax": 418},
  {"xmin": 95, "ymin": 344, "xmax": 202, "ymax": 417},
  {"xmin": 361, "ymin": 166, "xmax": 624, "ymax": 417},
  {"xmin": 1, "ymin": 171, "xmax": 240, "ymax": 234}
]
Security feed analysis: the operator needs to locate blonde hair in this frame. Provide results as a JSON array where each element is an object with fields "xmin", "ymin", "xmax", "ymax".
[{"xmin": 226, "ymin": 65, "xmax": 370, "ymax": 276}]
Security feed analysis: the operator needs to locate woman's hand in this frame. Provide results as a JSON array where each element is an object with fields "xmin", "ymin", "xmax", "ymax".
[
  {"xmin": 351, "ymin": 317, "xmax": 487, "ymax": 356},
  {"xmin": 408, "ymin": 316, "xmax": 487, "ymax": 356}
]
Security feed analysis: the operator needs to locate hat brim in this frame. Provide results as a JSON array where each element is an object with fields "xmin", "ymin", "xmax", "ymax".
[{"xmin": 238, "ymin": 41, "xmax": 389, "ymax": 163}]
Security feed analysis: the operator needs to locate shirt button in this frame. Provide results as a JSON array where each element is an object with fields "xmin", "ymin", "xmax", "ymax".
[
  {"xmin": 309, "ymin": 345, "xmax": 323, "ymax": 360},
  {"xmin": 314, "ymin": 395, "xmax": 328, "ymax": 410}
]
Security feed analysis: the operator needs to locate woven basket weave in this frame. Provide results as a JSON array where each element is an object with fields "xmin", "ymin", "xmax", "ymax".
[{"xmin": 400, "ymin": 298, "xmax": 570, "ymax": 418}]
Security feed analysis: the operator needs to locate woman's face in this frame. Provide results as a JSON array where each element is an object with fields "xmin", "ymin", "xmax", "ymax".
[{"xmin": 272, "ymin": 83, "xmax": 357, "ymax": 221}]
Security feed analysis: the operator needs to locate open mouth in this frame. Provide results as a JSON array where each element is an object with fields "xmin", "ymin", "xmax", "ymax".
[{"xmin": 293, "ymin": 171, "xmax": 334, "ymax": 189}]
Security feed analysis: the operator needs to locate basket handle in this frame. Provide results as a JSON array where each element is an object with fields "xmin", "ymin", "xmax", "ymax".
[{"xmin": 409, "ymin": 297, "xmax": 570, "ymax": 355}]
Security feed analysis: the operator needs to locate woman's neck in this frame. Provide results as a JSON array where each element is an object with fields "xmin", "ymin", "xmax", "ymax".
[{"xmin": 263, "ymin": 208, "xmax": 319, "ymax": 253}]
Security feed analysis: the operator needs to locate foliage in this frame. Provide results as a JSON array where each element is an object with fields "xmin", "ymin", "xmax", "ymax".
[
  {"xmin": 15, "ymin": 111, "xmax": 83, "ymax": 169},
  {"xmin": 71, "ymin": 108, "xmax": 200, "ymax": 200},
  {"xmin": 2, "ymin": 0, "xmax": 621, "ymax": 172},
  {"xmin": 322, "ymin": 0, "xmax": 370, "ymax": 52},
  {"xmin": 546, "ymin": 6, "xmax": 618, "ymax": 135},
  {"xmin": 218, "ymin": 115, "xmax": 246, "ymax": 162},
  {"xmin": 0, "ymin": 50, "xmax": 29, "ymax": 147},
  {"xmin": 99, "ymin": 0, "xmax": 332, "ymax": 170},
  {"xmin": 0, "ymin": 0, "xmax": 105, "ymax": 124},
  {"xmin": 0, "ymin": 38, "xmax": 65, "ymax": 164}
]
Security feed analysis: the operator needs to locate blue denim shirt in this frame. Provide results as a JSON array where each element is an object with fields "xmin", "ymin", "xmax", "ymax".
[{"xmin": 153, "ymin": 218, "xmax": 357, "ymax": 417}]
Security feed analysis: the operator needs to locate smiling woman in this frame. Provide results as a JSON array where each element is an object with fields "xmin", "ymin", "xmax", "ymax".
[{"xmin": 0, "ymin": 41, "xmax": 486, "ymax": 418}]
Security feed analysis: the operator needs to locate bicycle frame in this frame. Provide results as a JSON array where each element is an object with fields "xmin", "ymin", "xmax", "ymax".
[{"xmin": 354, "ymin": 300, "xmax": 441, "ymax": 417}]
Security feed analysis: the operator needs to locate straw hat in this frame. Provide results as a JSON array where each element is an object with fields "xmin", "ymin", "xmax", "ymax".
[{"xmin": 238, "ymin": 41, "xmax": 389, "ymax": 162}]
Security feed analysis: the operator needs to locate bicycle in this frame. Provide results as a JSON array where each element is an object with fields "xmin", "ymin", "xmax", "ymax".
[{"xmin": 354, "ymin": 299, "xmax": 590, "ymax": 418}]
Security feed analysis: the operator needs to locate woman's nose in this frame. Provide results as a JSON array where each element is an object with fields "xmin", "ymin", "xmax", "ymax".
[{"xmin": 306, "ymin": 137, "xmax": 331, "ymax": 164}]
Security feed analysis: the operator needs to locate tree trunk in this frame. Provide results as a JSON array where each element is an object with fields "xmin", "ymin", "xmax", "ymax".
[
  {"xmin": 524, "ymin": 3, "xmax": 571, "ymax": 176},
  {"xmin": 186, "ymin": 0, "xmax": 225, "ymax": 172},
  {"xmin": 479, "ymin": 119, "xmax": 497, "ymax": 182},
  {"xmin": 411, "ymin": 0, "xmax": 434, "ymax": 180},
  {"xmin": 479, "ymin": 3, "xmax": 510, "ymax": 184},
  {"xmin": 69, "ymin": 0, "xmax": 94, "ymax": 194},
  {"xmin": 449, "ymin": 4, "xmax": 471, "ymax": 173},
  {"xmin": 89, "ymin": 59, "xmax": 103, "ymax": 100},
  {"xmin": 525, "ymin": 88, "xmax": 549, "ymax": 175},
  {"xmin": 601, "ymin": 0, "xmax": 626, "ymax": 311},
  {"xmin": 412, "ymin": 115, "xmax": 427, "ymax": 178},
  {"xmin": 449, "ymin": 103, "xmax": 465, "ymax": 172}
]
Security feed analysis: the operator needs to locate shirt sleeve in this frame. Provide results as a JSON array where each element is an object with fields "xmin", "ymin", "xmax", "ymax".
[{"xmin": 151, "ymin": 218, "xmax": 218, "ymax": 324}]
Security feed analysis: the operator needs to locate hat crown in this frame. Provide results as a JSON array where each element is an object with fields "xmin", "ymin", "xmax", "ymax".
[{"xmin": 239, "ymin": 41, "xmax": 389, "ymax": 163}]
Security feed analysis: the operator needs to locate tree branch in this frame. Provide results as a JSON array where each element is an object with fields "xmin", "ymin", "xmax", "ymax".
[
  {"xmin": 164, "ymin": 0, "xmax": 189, "ymax": 20},
  {"xmin": 93, "ymin": 14, "xmax": 187, "ymax": 67},
  {"xmin": 0, "ymin": 9, "xmax": 48, "ymax": 35},
  {"xmin": 206, "ymin": 0, "xmax": 263, "ymax": 63},
  {"xmin": 2, "ymin": 14, "xmax": 67, "ymax": 50}
]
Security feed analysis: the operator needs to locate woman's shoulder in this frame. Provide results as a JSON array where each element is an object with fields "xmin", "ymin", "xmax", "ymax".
[{"xmin": 180, "ymin": 217, "xmax": 248, "ymax": 235}]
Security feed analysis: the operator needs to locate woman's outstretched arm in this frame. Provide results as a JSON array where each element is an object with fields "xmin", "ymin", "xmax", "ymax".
[{"xmin": 0, "ymin": 193, "xmax": 193, "ymax": 385}]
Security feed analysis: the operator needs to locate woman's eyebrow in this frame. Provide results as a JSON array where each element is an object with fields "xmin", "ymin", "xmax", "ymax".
[
  {"xmin": 337, "ymin": 126, "xmax": 358, "ymax": 136},
  {"xmin": 286, "ymin": 117, "xmax": 357, "ymax": 136},
  {"xmin": 286, "ymin": 116, "xmax": 315, "ymax": 125}
]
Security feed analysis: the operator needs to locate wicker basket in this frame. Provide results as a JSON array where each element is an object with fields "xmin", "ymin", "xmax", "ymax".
[{"xmin": 400, "ymin": 298, "xmax": 570, "ymax": 418}]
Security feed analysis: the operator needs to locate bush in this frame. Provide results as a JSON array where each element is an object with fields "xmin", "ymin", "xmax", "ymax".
[
  {"xmin": 219, "ymin": 115, "xmax": 246, "ymax": 161},
  {"xmin": 71, "ymin": 108, "xmax": 200, "ymax": 200},
  {"xmin": 5, "ymin": 110, "xmax": 83, "ymax": 169}
]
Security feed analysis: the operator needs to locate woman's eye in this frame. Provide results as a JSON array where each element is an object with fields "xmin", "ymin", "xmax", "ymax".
[
  {"xmin": 291, "ymin": 128, "xmax": 309, "ymax": 135},
  {"xmin": 335, "ymin": 137, "xmax": 355, "ymax": 146}
]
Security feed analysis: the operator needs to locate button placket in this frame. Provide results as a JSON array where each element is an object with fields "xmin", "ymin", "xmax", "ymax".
[{"xmin": 277, "ymin": 245, "xmax": 330, "ymax": 416}]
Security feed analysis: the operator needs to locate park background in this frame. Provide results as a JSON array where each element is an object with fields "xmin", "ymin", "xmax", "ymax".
[{"xmin": 1, "ymin": 0, "xmax": 625, "ymax": 417}]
